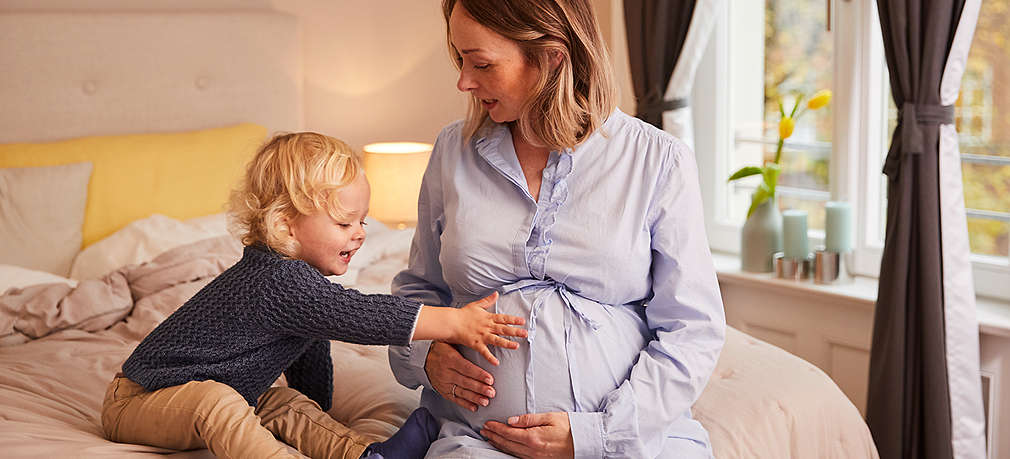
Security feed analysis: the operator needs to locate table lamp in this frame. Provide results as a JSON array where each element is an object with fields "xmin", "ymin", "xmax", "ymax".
[{"xmin": 361, "ymin": 142, "xmax": 432, "ymax": 229}]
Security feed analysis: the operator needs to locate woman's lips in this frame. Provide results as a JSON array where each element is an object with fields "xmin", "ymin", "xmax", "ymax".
[{"xmin": 482, "ymin": 99, "xmax": 498, "ymax": 110}]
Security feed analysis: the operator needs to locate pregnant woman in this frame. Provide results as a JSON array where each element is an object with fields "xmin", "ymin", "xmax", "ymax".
[{"xmin": 390, "ymin": 0, "xmax": 725, "ymax": 457}]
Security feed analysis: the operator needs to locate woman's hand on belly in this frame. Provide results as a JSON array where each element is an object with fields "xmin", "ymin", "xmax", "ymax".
[
  {"xmin": 426, "ymin": 341, "xmax": 497, "ymax": 412},
  {"xmin": 481, "ymin": 412, "xmax": 575, "ymax": 459}
]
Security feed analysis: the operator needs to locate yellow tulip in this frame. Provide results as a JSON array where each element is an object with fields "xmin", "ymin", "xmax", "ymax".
[
  {"xmin": 779, "ymin": 116, "xmax": 795, "ymax": 140},
  {"xmin": 807, "ymin": 89, "xmax": 832, "ymax": 110}
]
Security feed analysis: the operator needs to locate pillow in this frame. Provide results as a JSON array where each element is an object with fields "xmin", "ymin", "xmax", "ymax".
[
  {"xmin": 0, "ymin": 123, "xmax": 266, "ymax": 247},
  {"xmin": 184, "ymin": 213, "xmax": 231, "ymax": 236},
  {"xmin": 0, "ymin": 163, "xmax": 92, "ymax": 276},
  {"xmin": 328, "ymin": 341, "xmax": 421, "ymax": 441},
  {"xmin": 0, "ymin": 265, "xmax": 78, "ymax": 296},
  {"xmin": 70, "ymin": 214, "xmax": 233, "ymax": 281},
  {"xmin": 347, "ymin": 217, "xmax": 390, "ymax": 266},
  {"xmin": 0, "ymin": 265, "xmax": 79, "ymax": 346}
]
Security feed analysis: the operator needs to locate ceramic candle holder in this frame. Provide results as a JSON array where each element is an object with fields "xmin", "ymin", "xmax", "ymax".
[{"xmin": 782, "ymin": 210, "xmax": 810, "ymax": 260}]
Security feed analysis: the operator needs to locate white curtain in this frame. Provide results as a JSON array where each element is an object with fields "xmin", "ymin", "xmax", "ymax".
[
  {"xmin": 660, "ymin": 0, "xmax": 724, "ymax": 151},
  {"xmin": 938, "ymin": 0, "xmax": 986, "ymax": 457}
]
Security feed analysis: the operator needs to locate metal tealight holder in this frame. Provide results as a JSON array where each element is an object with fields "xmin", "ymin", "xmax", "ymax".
[
  {"xmin": 774, "ymin": 252, "xmax": 814, "ymax": 280},
  {"xmin": 813, "ymin": 248, "xmax": 854, "ymax": 284}
]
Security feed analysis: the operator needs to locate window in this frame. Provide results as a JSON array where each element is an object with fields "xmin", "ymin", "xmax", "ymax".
[
  {"xmin": 877, "ymin": 0, "xmax": 1010, "ymax": 297},
  {"xmin": 941, "ymin": 2, "xmax": 1009, "ymax": 265},
  {"xmin": 730, "ymin": 0, "xmax": 833, "ymax": 232},
  {"xmin": 693, "ymin": 0, "xmax": 1010, "ymax": 300}
]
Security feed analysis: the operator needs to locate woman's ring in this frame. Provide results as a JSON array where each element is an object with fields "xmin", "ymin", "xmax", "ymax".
[{"xmin": 451, "ymin": 384, "xmax": 458, "ymax": 398}]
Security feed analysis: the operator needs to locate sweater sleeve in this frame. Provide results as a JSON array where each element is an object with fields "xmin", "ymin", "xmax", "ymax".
[
  {"xmin": 284, "ymin": 339, "xmax": 333, "ymax": 411},
  {"xmin": 256, "ymin": 261, "xmax": 422, "ymax": 346}
]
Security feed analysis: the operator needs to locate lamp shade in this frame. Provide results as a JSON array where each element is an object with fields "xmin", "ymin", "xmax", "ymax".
[{"xmin": 361, "ymin": 142, "xmax": 432, "ymax": 228}]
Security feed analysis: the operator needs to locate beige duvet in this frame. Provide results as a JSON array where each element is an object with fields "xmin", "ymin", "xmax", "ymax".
[{"xmin": 0, "ymin": 237, "xmax": 876, "ymax": 458}]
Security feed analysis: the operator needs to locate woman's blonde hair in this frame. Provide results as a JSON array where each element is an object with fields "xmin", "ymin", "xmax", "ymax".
[
  {"xmin": 229, "ymin": 132, "xmax": 361, "ymax": 257},
  {"xmin": 443, "ymin": 0, "xmax": 616, "ymax": 150}
]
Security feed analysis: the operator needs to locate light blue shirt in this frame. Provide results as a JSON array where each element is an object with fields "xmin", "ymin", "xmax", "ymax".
[{"xmin": 389, "ymin": 109, "xmax": 726, "ymax": 458}]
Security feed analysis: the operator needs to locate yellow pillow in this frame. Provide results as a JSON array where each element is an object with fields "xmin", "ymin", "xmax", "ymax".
[{"xmin": 0, "ymin": 124, "xmax": 266, "ymax": 247}]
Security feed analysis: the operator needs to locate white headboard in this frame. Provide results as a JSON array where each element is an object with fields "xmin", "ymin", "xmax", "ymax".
[{"xmin": 0, "ymin": 11, "xmax": 303, "ymax": 143}]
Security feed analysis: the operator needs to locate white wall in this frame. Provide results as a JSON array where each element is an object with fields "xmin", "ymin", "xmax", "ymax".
[
  {"xmin": 596, "ymin": 0, "xmax": 636, "ymax": 116},
  {"xmin": 0, "ymin": 0, "xmax": 634, "ymax": 150},
  {"xmin": 268, "ymin": 1, "xmax": 464, "ymax": 149},
  {"xmin": 0, "ymin": 0, "xmax": 466, "ymax": 150},
  {"xmin": 720, "ymin": 278, "xmax": 1010, "ymax": 459}
]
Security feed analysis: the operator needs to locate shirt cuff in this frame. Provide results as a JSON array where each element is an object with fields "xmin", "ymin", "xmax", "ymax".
[
  {"xmin": 568, "ymin": 411, "xmax": 605, "ymax": 458},
  {"xmin": 407, "ymin": 306, "xmax": 421, "ymax": 342},
  {"xmin": 407, "ymin": 339, "xmax": 434, "ymax": 390}
]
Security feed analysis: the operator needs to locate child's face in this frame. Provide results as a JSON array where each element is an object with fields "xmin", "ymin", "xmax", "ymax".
[{"xmin": 289, "ymin": 173, "xmax": 370, "ymax": 276}]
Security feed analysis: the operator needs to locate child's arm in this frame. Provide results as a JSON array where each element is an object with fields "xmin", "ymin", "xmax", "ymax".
[
  {"xmin": 258, "ymin": 265, "xmax": 419, "ymax": 345},
  {"xmin": 412, "ymin": 292, "xmax": 527, "ymax": 366},
  {"xmin": 283, "ymin": 340, "xmax": 333, "ymax": 411},
  {"xmin": 258, "ymin": 262, "xmax": 524, "ymax": 351}
]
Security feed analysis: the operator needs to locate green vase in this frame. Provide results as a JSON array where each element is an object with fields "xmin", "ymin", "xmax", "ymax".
[{"xmin": 741, "ymin": 198, "xmax": 783, "ymax": 272}]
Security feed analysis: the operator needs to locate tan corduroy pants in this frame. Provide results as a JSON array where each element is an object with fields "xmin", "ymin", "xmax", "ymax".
[{"xmin": 101, "ymin": 375, "xmax": 373, "ymax": 459}]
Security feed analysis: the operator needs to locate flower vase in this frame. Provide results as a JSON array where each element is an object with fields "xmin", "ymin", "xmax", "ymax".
[{"xmin": 740, "ymin": 199, "xmax": 783, "ymax": 272}]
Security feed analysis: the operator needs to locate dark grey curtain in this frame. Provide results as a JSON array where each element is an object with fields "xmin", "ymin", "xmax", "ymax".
[
  {"xmin": 867, "ymin": 1, "xmax": 965, "ymax": 458},
  {"xmin": 623, "ymin": 0, "xmax": 695, "ymax": 128}
]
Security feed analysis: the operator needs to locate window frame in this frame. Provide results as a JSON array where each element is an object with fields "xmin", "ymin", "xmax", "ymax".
[{"xmin": 692, "ymin": 0, "xmax": 1010, "ymax": 301}]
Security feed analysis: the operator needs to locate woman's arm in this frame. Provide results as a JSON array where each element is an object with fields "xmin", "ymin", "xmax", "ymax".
[
  {"xmin": 387, "ymin": 128, "xmax": 498, "ymax": 413},
  {"xmin": 388, "ymin": 129, "xmax": 454, "ymax": 390},
  {"xmin": 388, "ymin": 128, "xmax": 501, "ymax": 411},
  {"xmin": 577, "ymin": 141, "xmax": 726, "ymax": 457}
]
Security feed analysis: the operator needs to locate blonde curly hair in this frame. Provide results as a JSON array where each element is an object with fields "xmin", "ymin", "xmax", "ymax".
[{"xmin": 228, "ymin": 132, "xmax": 362, "ymax": 257}]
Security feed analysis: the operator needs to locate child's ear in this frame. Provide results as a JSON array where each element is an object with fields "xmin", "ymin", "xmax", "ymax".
[{"xmin": 281, "ymin": 215, "xmax": 295, "ymax": 238}]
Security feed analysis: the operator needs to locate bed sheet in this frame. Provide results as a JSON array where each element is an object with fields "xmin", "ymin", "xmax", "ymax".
[
  {"xmin": 0, "ymin": 234, "xmax": 419, "ymax": 458},
  {"xmin": 0, "ymin": 227, "xmax": 876, "ymax": 458}
]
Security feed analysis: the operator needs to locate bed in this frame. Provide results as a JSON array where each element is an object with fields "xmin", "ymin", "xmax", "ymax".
[{"xmin": 0, "ymin": 10, "xmax": 877, "ymax": 459}]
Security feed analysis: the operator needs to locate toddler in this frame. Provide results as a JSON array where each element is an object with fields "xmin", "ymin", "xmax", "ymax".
[{"xmin": 100, "ymin": 132, "xmax": 526, "ymax": 459}]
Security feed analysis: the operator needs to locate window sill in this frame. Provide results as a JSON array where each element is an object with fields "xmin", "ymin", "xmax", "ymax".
[{"xmin": 711, "ymin": 251, "xmax": 1010, "ymax": 338}]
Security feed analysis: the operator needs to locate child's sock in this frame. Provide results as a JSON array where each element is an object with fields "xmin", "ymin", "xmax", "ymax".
[{"xmin": 360, "ymin": 407, "xmax": 440, "ymax": 459}]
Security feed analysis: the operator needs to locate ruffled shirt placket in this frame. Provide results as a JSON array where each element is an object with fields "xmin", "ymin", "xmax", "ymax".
[
  {"xmin": 474, "ymin": 125, "xmax": 602, "ymax": 414},
  {"xmin": 526, "ymin": 151, "xmax": 572, "ymax": 278}
]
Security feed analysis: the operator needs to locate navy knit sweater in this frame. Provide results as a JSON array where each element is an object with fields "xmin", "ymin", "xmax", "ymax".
[{"xmin": 121, "ymin": 244, "xmax": 422, "ymax": 410}]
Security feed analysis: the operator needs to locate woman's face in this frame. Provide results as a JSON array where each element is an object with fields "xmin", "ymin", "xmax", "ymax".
[{"xmin": 449, "ymin": 4, "xmax": 541, "ymax": 124}]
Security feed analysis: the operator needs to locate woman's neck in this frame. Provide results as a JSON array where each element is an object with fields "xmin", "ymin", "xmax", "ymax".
[
  {"xmin": 508, "ymin": 122, "xmax": 550, "ymax": 162},
  {"xmin": 508, "ymin": 122, "xmax": 550, "ymax": 202}
]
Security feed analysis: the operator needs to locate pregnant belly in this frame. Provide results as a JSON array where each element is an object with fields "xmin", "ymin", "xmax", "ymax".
[{"xmin": 451, "ymin": 288, "xmax": 578, "ymax": 430}]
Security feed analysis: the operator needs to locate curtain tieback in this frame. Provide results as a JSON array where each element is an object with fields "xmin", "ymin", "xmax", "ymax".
[
  {"xmin": 636, "ymin": 97, "xmax": 689, "ymax": 120},
  {"xmin": 883, "ymin": 102, "xmax": 955, "ymax": 177},
  {"xmin": 898, "ymin": 102, "xmax": 954, "ymax": 155}
]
